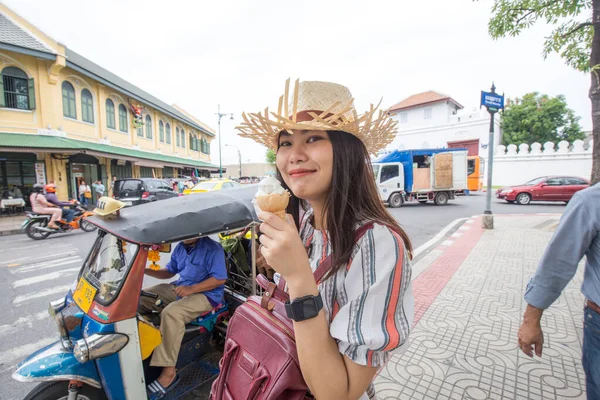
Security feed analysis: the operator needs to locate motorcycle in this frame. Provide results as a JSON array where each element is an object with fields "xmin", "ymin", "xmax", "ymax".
[{"xmin": 22, "ymin": 203, "xmax": 97, "ymax": 240}]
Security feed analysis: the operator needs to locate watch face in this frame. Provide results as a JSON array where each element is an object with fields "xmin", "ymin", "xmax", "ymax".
[{"xmin": 298, "ymin": 298, "xmax": 319, "ymax": 320}]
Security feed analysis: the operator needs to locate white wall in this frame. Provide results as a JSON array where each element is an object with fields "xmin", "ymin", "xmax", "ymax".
[
  {"xmin": 490, "ymin": 140, "xmax": 593, "ymax": 186},
  {"xmin": 392, "ymin": 102, "xmax": 454, "ymax": 130},
  {"xmin": 386, "ymin": 108, "xmax": 501, "ymax": 157}
]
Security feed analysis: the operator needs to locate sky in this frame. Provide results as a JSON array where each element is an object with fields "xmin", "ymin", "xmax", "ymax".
[{"xmin": 4, "ymin": 0, "xmax": 592, "ymax": 165}]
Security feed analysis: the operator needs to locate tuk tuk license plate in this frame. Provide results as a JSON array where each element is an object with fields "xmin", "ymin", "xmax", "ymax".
[{"xmin": 73, "ymin": 278, "xmax": 97, "ymax": 313}]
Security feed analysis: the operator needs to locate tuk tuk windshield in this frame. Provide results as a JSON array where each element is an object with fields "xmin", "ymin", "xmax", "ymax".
[{"xmin": 82, "ymin": 231, "xmax": 139, "ymax": 304}]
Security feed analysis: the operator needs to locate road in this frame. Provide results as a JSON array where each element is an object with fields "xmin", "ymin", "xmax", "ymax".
[{"xmin": 0, "ymin": 193, "xmax": 567, "ymax": 399}]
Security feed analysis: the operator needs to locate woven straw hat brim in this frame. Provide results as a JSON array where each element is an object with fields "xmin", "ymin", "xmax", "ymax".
[{"xmin": 236, "ymin": 79, "xmax": 398, "ymax": 155}]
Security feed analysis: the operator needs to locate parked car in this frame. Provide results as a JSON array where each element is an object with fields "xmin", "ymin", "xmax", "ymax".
[
  {"xmin": 496, "ymin": 176, "xmax": 589, "ymax": 205},
  {"xmin": 183, "ymin": 179, "xmax": 243, "ymax": 195},
  {"xmin": 113, "ymin": 178, "xmax": 179, "ymax": 206}
]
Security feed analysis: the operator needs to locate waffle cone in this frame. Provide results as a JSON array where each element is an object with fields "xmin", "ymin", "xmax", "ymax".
[{"xmin": 255, "ymin": 192, "xmax": 290, "ymax": 220}]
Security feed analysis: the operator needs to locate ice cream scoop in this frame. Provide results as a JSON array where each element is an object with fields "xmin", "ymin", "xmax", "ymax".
[{"xmin": 254, "ymin": 177, "xmax": 290, "ymax": 220}]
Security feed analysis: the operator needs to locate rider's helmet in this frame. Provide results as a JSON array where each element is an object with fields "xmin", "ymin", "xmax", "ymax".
[
  {"xmin": 32, "ymin": 183, "xmax": 44, "ymax": 193},
  {"xmin": 44, "ymin": 184, "xmax": 56, "ymax": 193}
]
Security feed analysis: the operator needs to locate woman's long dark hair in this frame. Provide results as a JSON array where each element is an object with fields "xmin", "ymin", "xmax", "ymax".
[{"xmin": 277, "ymin": 130, "xmax": 413, "ymax": 279}]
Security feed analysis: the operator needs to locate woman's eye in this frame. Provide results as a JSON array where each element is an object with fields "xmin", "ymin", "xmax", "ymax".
[
  {"xmin": 279, "ymin": 141, "xmax": 291, "ymax": 147},
  {"xmin": 307, "ymin": 136, "xmax": 323, "ymax": 143}
]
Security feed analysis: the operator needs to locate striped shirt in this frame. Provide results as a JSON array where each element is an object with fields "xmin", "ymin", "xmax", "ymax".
[
  {"xmin": 298, "ymin": 207, "xmax": 414, "ymax": 399},
  {"xmin": 525, "ymin": 183, "xmax": 600, "ymax": 309}
]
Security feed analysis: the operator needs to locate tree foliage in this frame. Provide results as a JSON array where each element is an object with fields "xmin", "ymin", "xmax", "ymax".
[
  {"xmin": 486, "ymin": 0, "xmax": 593, "ymax": 72},
  {"xmin": 501, "ymin": 92, "xmax": 585, "ymax": 145},
  {"xmin": 265, "ymin": 148, "xmax": 276, "ymax": 164}
]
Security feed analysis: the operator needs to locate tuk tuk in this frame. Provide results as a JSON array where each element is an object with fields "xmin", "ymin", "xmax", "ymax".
[{"xmin": 12, "ymin": 185, "xmax": 264, "ymax": 400}]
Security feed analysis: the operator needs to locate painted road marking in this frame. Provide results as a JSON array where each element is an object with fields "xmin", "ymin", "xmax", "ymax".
[
  {"xmin": 413, "ymin": 218, "xmax": 468, "ymax": 258},
  {"xmin": 13, "ymin": 257, "xmax": 81, "ymax": 274},
  {"xmin": 13, "ymin": 267, "xmax": 80, "ymax": 288},
  {"xmin": 0, "ymin": 311, "xmax": 47, "ymax": 338},
  {"xmin": 0, "ymin": 337, "xmax": 55, "ymax": 365},
  {"xmin": 13, "ymin": 285, "xmax": 72, "ymax": 304}
]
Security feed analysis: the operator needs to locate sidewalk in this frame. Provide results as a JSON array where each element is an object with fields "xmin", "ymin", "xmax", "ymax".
[
  {"xmin": 375, "ymin": 214, "xmax": 586, "ymax": 399},
  {"xmin": 0, "ymin": 215, "xmax": 25, "ymax": 236}
]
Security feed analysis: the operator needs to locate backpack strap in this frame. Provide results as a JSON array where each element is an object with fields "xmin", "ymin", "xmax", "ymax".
[{"xmin": 276, "ymin": 222, "xmax": 375, "ymax": 292}]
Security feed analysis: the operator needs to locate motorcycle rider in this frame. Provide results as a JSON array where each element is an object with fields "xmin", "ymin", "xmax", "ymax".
[
  {"xmin": 44, "ymin": 183, "xmax": 75, "ymax": 223},
  {"xmin": 30, "ymin": 183, "xmax": 61, "ymax": 229}
]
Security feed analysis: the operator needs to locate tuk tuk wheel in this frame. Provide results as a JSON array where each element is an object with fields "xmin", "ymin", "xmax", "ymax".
[{"xmin": 24, "ymin": 381, "xmax": 107, "ymax": 400}]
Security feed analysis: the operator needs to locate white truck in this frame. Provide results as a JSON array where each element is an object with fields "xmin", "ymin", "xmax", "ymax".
[{"xmin": 372, "ymin": 148, "xmax": 468, "ymax": 207}]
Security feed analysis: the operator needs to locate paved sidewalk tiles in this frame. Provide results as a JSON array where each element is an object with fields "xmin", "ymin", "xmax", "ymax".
[
  {"xmin": 0, "ymin": 215, "xmax": 25, "ymax": 236},
  {"xmin": 375, "ymin": 214, "xmax": 586, "ymax": 400}
]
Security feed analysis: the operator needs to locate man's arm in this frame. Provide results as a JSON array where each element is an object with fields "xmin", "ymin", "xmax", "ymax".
[
  {"xmin": 144, "ymin": 268, "xmax": 176, "ymax": 279},
  {"xmin": 524, "ymin": 191, "xmax": 598, "ymax": 310},
  {"xmin": 519, "ymin": 190, "xmax": 598, "ymax": 357}
]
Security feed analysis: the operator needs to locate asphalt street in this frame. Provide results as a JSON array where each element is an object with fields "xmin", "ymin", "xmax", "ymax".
[{"xmin": 0, "ymin": 193, "xmax": 568, "ymax": 399}]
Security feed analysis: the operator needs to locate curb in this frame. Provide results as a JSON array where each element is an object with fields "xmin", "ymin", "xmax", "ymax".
[{"xmin": 0, "ymin": 229, "xmax": 23, "ymax": 236}]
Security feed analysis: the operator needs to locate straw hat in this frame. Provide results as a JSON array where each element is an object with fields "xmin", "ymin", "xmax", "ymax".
[{"xmin": 236, "ymin": 79, "xmax": 398, "ymax": 155}]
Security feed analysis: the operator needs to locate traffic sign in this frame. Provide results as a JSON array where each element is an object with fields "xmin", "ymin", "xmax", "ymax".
[{"xmin": 481, "ymin": 91, "xmax": 504, "ymax": 112}]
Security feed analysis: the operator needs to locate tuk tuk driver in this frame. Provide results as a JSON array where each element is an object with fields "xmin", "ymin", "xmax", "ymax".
[{"xmin": 139, "ymin": 236, "xmax": 227, "ymax": 398}]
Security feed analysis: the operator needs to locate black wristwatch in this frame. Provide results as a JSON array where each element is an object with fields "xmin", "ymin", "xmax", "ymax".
[{"xmin": 285, "ymin": 293, "xmax": 323, "ymax": 321}]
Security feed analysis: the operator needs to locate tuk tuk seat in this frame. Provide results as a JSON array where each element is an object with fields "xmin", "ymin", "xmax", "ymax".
[{"xmin": 186, "ymin": 302, "xmax": 229, "ymax": 334}]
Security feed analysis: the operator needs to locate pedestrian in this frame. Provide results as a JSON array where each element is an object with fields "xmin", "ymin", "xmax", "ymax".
[
  {"xmin": 108, "ymin": 175, "xmax": 117, "ymax": 197},
  {"xmin": 235, "ymin": 79, "xmax": 413, "ymax": 399},
  {"xmin": 92, "ymin": 180, "xmax": 105, "ymax": 199},
  {"xmin": 78, "ymin": 179, "xmax": 91, "ymax": 205},
  {"xmin": 518, "ymin": 182, "xmax": 600, "ymax": 399}
]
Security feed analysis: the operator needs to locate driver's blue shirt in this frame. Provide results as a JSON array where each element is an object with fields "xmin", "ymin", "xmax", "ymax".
[{"xmin": 166, "ymin": 237, "xmax": 227, "ymax": 306}]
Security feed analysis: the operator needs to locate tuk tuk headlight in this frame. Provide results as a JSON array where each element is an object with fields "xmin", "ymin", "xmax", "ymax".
[
  {"xmin": 48, "ymin": 297, "xmax": 67, "ymax": 318},
  {"xmin": 73, "ymin": 333, "xmax": 129, "ymax": 363}
]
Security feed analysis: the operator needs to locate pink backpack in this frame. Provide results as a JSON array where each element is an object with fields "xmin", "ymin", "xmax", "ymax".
[{"xmin": 210, "ymin": 224, "xmax": 374, "ymax": 400}]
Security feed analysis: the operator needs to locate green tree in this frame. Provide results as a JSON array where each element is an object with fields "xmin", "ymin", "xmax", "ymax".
[
  {"xmin": 501, "ymin": 92, "xmax": 584, "ymax": 145},
  {"xmin": 266, "ymin": 148, "xmax": 276, "ymax": 164},
  {"xmin": 484, "ymin": 0, "xmax": 599, "ymax": 183}
]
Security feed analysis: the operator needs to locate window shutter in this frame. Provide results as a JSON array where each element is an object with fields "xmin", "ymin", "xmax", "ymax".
[{"xmin": 0, "ymin": 75, "xmax": 5, "ymax": 107}]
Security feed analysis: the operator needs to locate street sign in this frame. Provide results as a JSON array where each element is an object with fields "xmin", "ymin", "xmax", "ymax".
[{"xmin": 481, "ymin": 91, "xmax": 504, "ymax": 112}]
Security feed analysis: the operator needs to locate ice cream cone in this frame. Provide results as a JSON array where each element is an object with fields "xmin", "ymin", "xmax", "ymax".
[{"xmin": 255, "ymin": 192, "xmax": 290, "ymax": 220}]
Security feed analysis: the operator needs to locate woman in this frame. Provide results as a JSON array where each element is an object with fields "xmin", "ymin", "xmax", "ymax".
[
  {"xmin": 237, "ymin": 79, "xmax": 414, "ymax": 399},
  {"xmin": 78, "ymin": 179, "xmax": 90, "ymax": 205},
  {"xmin": 30, "ymin": 183, "xmax": 62, "ymax": 229}
]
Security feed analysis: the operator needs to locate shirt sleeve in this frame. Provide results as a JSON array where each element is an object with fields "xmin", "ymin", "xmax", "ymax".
[
  {"xmin": 165, "ymin": 244, "xmax": 181, "ymax": 275},
  {"xmin": 329, "ymin": 224, "xmax": 414, "ymax": 367},
  {"xmin": 524, "ymin": 189, "xmax": 599, "ymax": 309},
  {"xmin": 207, "ymin": 242, "xmax": 228, "ymax": 280}
]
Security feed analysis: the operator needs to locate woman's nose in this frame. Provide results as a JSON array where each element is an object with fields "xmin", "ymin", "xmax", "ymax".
[{"xmin": 288, "ymin": 145, "xmax": 308, "ymax": 164}]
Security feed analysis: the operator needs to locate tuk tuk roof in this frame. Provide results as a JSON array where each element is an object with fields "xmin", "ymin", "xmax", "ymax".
[{"xmin": 86, "ymin": 185, "xmax": 260, "ymax": 244}]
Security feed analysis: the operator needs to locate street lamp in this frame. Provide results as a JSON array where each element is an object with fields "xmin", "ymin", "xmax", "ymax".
[
  {"xmin": 216, "ymin": 104, "xmax": 234, "ymax": 178},
  {"xmin": 225, "ymin": 144, "xmax": 242, "ymax": 178}
]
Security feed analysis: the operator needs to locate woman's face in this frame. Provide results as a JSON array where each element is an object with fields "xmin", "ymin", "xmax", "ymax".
[{"xmin": 276, "ymin": 130, "xmax": 333, "ymax": 203}]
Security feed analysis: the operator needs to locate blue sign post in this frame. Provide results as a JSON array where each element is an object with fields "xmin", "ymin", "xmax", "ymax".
[{"xmin": 481, "ymin": 83, "xmax": 504, "ymax": 230}]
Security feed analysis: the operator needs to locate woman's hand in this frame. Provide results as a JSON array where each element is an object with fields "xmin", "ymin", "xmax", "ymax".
[{"xmin": 258, "ymin": 211, "xmax": 312, "ymax": 282}]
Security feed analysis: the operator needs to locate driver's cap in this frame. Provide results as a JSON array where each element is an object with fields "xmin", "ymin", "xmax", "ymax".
[{"xmin": 94, "ymin": 196, "xmax": 127, "ymax": 217}]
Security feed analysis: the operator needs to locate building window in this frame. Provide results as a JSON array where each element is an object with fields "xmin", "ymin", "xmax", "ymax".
[
  {"xmin": 1, "ymin": 66, "xmax": 33, "ymax": 110},
  {"xmin": 118, "ymin": 104, "xmax": 128, "ymax": 132},
  {"xmin": 181, "ymin": 130, "xmax": 185, "ymax": 148},
  {"xmin": 137, "ymin": 125, "xmax": 143, "ymax": 137},
  {"xmin": 106, "ymin": 99, "xmax": 115, "ymax": 129},
  {"xmin": 159, "ymin": 121, "xmax": 165, "ymax": 142},
  {"xmin": 200, "ymin": 137, "xmax": 208, "ymax": 154},
  {"xmin": 424, "ymin": 107, "xmax": 432, "ymax": 120},
  {"xmin": 176, "ymin": 127, "xmax": 180, "ymax": 146},
  {"xmin": 145, "ymin": 115, "xmax": 152, "ymax": 139},
  {"xmin": 62, "ymin": 81, "xmax": 76, "ymax": 119},
  {"xmin": 166, "ymin": 123, "xmax": 171, "ymax": 144},
  {"xmin": 399, "ymin": 112, "xmax": 408, "ymax": 123},
  {"xmin": 81, "ymin": 89, "xmax": 94, "ymax": 123},
  {"xmin": 189, "ymin": 133, "xmax": 196, "ymax": 151}
]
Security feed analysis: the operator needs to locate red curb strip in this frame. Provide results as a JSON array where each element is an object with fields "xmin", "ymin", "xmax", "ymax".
[{"xmin": 412, "ymin": 216, "xmax": 485, "ymax": 325}]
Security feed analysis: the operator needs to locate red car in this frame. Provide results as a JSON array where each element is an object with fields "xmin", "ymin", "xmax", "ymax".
[{"xmin": 496, "ymin": 176, "xmax": 590, "ymax": 205}]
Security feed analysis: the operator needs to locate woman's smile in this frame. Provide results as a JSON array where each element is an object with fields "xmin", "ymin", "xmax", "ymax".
[{"xmin": 288, "ymin": 168, "xmax": 317, "ymax": 178}]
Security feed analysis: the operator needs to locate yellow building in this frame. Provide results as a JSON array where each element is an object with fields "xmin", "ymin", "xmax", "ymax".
[{"xmin": 0, "ymin": 3, "xmax": 221, "ymax": 205}]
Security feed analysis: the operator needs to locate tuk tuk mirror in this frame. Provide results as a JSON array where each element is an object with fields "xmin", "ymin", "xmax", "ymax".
[{"xmin": 157, "ymin": 244, "xmax": 171, "ymax": 253}]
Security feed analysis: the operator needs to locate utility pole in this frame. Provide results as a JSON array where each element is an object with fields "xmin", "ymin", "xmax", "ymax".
[{"xmin": 216, "ymin": 104, "xmax": 234, "ymax": 178}]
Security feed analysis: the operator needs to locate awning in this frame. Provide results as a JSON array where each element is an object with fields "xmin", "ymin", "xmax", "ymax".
[{"xmin": 135, "ymin": 159, "xmax": 165, "ymax": 169}]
